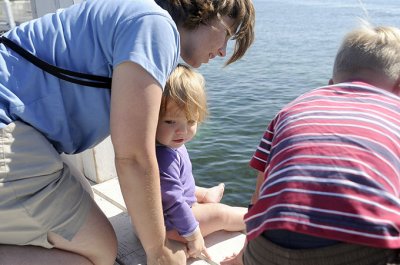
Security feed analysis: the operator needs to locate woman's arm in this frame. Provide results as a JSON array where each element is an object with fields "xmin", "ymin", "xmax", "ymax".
[{"xmin": 110, "ymin": 62, "xmax": 186, "ymax": 265}]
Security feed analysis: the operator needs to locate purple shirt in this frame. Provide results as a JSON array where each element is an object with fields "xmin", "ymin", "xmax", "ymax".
[{"xmin": 156, "ymin": 144, "xmax": 199, "ymax": 237}]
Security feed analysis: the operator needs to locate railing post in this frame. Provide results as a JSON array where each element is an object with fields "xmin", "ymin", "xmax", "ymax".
[
  {"xmin": 30, "ymin": 0, "xmax": 82, "ymax": 18},
  {"xmin": 3, "ymin": 0, "xmax": 16, "ymax": 28}
]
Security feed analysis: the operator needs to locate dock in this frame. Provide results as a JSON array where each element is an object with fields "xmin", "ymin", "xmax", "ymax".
[{"xmin": 92, "ymin": 177, "xmax": 245, "ymax": 265}]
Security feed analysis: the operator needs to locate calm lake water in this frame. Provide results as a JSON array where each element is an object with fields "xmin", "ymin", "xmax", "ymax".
[{"xmin": 189, "ymin": 0, "xmax": 400, "ymax": 206}]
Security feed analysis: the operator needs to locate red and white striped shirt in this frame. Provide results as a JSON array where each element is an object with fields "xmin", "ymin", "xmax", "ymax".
[{"xmin": 245, "ymin": 82, "xmax": 400, "ymax": 248}]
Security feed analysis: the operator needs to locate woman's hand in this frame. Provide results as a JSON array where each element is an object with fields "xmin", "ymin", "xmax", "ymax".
[{"xmin": 147, "ymin": 239, "xmax": 187, "ymax": 265}]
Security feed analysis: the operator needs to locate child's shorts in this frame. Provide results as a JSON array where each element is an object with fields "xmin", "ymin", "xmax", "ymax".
[{"xmin": 0, "ymin": 121, "xmax": 92, "ymax": 248}]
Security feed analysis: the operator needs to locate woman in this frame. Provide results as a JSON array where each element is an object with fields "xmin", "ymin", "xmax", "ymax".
[{"xmin": 0, "ymin": 0, "xmax": 255, "ymax": 264}]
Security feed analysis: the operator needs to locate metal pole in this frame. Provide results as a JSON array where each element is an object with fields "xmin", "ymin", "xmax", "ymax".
[
  {"xmin": 3, "ymin": 0, "xmax": 16, "ymax": 29},
  {"xmin": 29, "ymin": 0, "xmax": 81, "ymax": 18}
]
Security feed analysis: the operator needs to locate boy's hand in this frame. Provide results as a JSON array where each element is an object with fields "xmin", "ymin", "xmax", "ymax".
[
  {"xmin": 220, "ymin": 249, "xmax": 244, "ymax": 265},
  {"xmin": 220, "ymin": 242, "xmax": 246, "ymax": 265}
]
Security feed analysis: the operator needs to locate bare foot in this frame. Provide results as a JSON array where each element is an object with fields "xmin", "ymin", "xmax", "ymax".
[{"xmin": 202, "ymin": 183, "xmax": 225, "ymax": 203}]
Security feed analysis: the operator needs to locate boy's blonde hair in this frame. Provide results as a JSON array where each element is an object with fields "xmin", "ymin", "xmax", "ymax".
[
  {"xmin": 160, "ymin": 64, "xmax": 208, "ymax": 123},
  {"xmin": 333, "ymin": 23, "xmax": 400, "ymax": 82}
]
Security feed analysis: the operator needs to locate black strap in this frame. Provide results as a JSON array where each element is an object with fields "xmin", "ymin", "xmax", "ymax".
[{"xmin": 0, "ymin": 36, "xmax": 112, "ymax": 88}]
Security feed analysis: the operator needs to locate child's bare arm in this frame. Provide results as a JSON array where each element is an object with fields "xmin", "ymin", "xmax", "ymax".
[{"xmin": 250, "ymin": 171, "xmax": 265, "ymax": 205}]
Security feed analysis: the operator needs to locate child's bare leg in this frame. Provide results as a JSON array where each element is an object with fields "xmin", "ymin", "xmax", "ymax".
[
  {"xmin": 196, "ymin": 183, "xmax": 225, "ymax": 203},
  {"xmin": 166, "ymin": 230, "xmax": 186, "ymax": 243},
  {"xmin": 192, "ymin": 203, "xmax": 246, "ymax": 237},
  {"xmin": 165, "ymin": 201, "xmax": 246, "ymax": 242}
]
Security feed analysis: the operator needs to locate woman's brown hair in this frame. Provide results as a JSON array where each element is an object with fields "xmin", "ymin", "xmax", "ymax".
[{"xmin": 155, "ymin": 0, "xmax": 255, "ymax": 65}]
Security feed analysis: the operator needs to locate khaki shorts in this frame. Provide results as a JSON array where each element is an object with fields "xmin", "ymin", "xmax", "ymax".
[{"xmin": 0, "ymin": 121, "xmax": 92, "ymax": 248}]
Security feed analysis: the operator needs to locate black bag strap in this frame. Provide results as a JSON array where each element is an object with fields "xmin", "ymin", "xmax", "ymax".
[{"xmin": 0, "ymin": 36, "xmax": 112, "ymax": 88}]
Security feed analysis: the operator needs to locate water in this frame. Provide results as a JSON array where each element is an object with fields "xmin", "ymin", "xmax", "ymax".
[
  {"xmin": 3, "ymin": 0, "xmax": 399, "ymax": 206},
  {"xmin": 188, "ymin": 0, "xmax": 400, "ymax": 206}
]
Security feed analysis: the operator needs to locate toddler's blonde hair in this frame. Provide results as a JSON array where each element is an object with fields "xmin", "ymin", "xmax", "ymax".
[{"xmin": 160, "ymin": 64, "xmax": 208, "ymax": 123}]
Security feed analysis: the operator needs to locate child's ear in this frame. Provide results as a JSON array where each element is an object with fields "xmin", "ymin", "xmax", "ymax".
[{"xmin": 328, "ymin": 78, "xmax": 334, "ymax": 85}]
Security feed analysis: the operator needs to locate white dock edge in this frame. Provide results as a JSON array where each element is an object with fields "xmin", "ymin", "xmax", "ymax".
[{"xmin": 93, "ymin": 178, "xmax": 246, "ymax": 265}]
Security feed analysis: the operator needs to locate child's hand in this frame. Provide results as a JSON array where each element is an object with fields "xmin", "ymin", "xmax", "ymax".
[{"xmin": 184, "ymin": 227, "xmax": 211, "ymax": 259}]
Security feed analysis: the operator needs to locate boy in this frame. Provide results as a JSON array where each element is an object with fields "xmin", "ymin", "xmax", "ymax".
[
  {"xmin": 222, "ymin": 24, "xmax": 400, "ymax": 265},
  {"xmin": 156, "ymin": 64, "xmax": 247, "ymax": 260}
]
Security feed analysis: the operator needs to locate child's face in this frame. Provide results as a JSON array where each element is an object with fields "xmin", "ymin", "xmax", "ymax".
[{"xmin": 156, "ymin": 101, "xmax": 198, "ymax": 149}]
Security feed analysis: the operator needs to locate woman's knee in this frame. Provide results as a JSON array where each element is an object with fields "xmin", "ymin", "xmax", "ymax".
[
  {"xmin": 49, "ymin": 203, "xmax": 118, "ymax": 265},
  {"xmin": 80, "ymin": 204, "xmax": 118, "ymax": 264}
]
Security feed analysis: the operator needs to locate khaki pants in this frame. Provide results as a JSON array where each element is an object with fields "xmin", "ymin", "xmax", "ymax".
[
  {"xmin": 243, "ymin": 235, "xmax": 400, "ymax": 265},
  {"xmin": 0, "ymin": 121, "xmax": 92, "ymax": 248}
]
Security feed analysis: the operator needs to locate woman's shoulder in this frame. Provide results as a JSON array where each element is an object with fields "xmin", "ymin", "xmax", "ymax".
[{"xmin": 84, "ymin": 0, "xmax": 170, "ymax": 19}]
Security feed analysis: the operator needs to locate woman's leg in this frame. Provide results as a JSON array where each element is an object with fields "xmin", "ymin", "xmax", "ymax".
[
  {"xmin": 0, "ymin": 204, "xmax": 118, "ymax": 265},
  {"xmin": 45, "ymin": 155, "xmax": 118, "ymax": 265},
  {"xmin": 48, "ymin": 201, "xmax": 118, "ymax": 265},
  {"xmin": 0, "ymin": 122, "xmax": 118, "ymax": 265},
  {"xmin": 0, "ymin": 245, "xmax": 93, "ymax": 265},
  {"xmin": 0, "ymin": 201, "xmax": 117, "ymax": 265}
]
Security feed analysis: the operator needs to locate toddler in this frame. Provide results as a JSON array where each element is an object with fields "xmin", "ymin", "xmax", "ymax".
[{"xmin": 156, "ymin": 64, "xmax": 247, "ymax": 260}]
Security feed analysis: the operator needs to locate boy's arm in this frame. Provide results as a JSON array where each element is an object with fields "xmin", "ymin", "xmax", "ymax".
[
  {"xmin": 250, "ymin": 171, "xmax": 265, "ymax": 205},
  {"xmin": 220, "ymin": 172, "xmax": 264, "ymax": 265}
]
